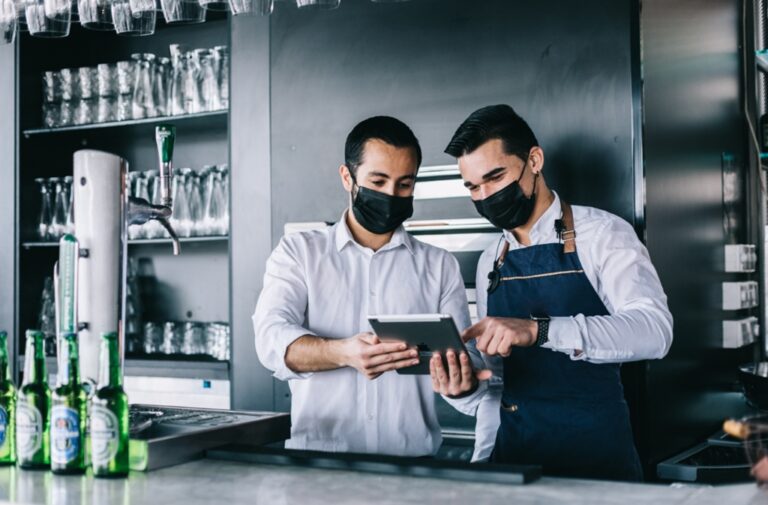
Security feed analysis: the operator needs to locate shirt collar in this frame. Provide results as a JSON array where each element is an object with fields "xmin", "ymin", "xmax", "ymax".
[
  {"xmin": 502, "ymin": 191, "xmax": 562, "ymax": 247},
  {"xmin": 334, "ymin": 210, "xmax": 414, "ymax": 255}
]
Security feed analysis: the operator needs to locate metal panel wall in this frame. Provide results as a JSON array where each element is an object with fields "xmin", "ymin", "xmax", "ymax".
[
  {"xmin": 230, "ymin": 15, "xmax": 275, "ymax": 410},
  {"xmin": 0, "ymin": 41, "xmax": 16, "ymax": 376},
  {"xmin": 641, "ymin": 0, "xmax": 755, "ymax": 472}
]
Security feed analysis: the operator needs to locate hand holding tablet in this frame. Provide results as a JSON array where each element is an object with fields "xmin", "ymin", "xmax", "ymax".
[{"xmin": 367, "ymin": 314, "xmax": 468, "ymax": 375}]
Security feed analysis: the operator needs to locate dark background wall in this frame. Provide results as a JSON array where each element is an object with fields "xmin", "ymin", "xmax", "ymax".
[
  {"xmin": 268, "ymin": 0, "xmax": 640, "ymax": 236},
  {"xmin": 640, "ymin": 0, "xmax": 755, "ymax": 472}
]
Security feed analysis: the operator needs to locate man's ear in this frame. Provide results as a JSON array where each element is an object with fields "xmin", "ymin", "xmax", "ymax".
[
  {"xmin": 529, "ymin": 147, "xmax": 545, "ymax": 175},
  {"xmin": 340, "ymin": 165, "xmax": 354, "ymax": 192}
]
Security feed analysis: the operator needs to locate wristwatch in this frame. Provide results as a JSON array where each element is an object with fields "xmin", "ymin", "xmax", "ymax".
[{"xmin": 530, "ymin": 314, "xmax": 551, "ymax": 347}]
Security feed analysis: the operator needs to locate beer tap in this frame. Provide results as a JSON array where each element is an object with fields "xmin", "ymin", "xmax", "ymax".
[
  {"xmin": 127, "ymin": 125, "xmax": 181, "ymax": 255},
  {"xmin": 55, "ymin": 124, "xmax": 182, "ymax": 384}
]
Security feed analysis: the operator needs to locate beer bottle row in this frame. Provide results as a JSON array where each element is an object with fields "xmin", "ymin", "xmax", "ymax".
[{"xmin": 0, "ymin": 329, "xmax": 129, "ymax": 477}]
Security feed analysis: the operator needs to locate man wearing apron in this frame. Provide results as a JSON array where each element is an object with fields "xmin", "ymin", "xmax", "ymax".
[{"xmin": 433, "ymin": 105, "xmax": 673, "ymax": 481}]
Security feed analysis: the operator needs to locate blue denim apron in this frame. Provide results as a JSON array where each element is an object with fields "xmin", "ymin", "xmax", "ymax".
[{"xmin": 487, "ymin": 202, "xmax": 642, "ymax": 481}]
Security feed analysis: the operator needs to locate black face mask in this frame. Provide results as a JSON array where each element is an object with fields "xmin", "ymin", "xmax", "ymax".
[
  {"xmin": 473, "ymin": 160, "xmax": 538, "ymax": 230},
  {"xmin": 349, "ymin": 174, "xmax": 414, "ymax": 234}
]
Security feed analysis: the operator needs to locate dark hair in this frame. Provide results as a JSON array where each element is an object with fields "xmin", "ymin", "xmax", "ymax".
[
  {"xmin": 444, "ymin": 105, "xmax": 539, "ymax": 160},
  {"xmin": 345, "ymin": 116, "xmax": 422, "ymax": 175}
]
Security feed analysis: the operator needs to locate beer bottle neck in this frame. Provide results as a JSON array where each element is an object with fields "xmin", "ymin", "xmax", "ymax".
[
  {"xmin": 22, "ymin": 332, "xmax": 46, "ymax": 385},
  {"xmin": 98, "ymin": 337, "xmax": 122, "ymax": 388},
  {"xmin": 59, "ymin": 335, "xmax": 80, "ymax": 387},
  {"xmin": 0, "ymin": 332, "xmax": 10, "ymax": 383}
]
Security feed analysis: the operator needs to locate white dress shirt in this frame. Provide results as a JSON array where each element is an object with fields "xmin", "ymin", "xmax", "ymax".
[
  {"xmin": 252, "ymin": 212, "xmax": 471, "ymax": 456},
  {"xmin": 452, "ymin": 192, "xmax": 673, "ymax": 462}
]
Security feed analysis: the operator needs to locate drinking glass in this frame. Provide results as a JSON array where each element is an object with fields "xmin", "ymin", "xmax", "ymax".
[
  {"xmin": 1, "ymin": 0, "xmax": 16, "ymax": 45},
  {"xmin": 169, "ymin": 44, "xmax": 188, "ymax": 116},
  {"xmin": 153, "ymin": 56, "xmax": 170, "ymax": 116},
  {"xmin": 197, "ymin": 49, "xmax": 217, "ymax": 112},
  {"xmin": 35, "ymin": 178, "xmax": 53, "ymax": 241},
  {"xmin": 218, "ymin": 164, "xmax": 229, "ymax": 235},
  {"xmin": 182, "ymin": 50, "xmax": 202, "ymax": 114},
  {"xmin": 228, "ymin": 0, "xmax": 272, "ymax": 15},
  {"xmin": 116, "ymin": 60, "xmax": 134, "ymax": 121},
  {"xmin": 131, "ymin": 53, "xmax": 157, "ymax": 119},
  {"xmin": 212, "ymin": 46, "xmax": 229, "ymax": 110},
  {"xmin": 58, "ymin": 68, "xmax": 78, "ymax": 126},
  {"xmin": 77, "ymin": 0, "xmax": 113, "ymax": 30},
  {"xmin": 96, "ymin": 63, "xmax": 117, "ymax": 122},
  {"xmin": 296, "ymin": 0, "xmax": 339, "ymax": 9},
  {"xmin": 74, "ymin": 67, "xmax": 96, "ymax": 125},
  {"xmin": 38, "ymin": 277, "xmax": 56, "ymax": 345},
  {"xmin": 112, "ymin": 0, "xmax": 155, "ymax": 36},
  {"xmin": 187, "ymin": 170, "xmax": 203, "ymax": 236},
  {"xmin": 50, "ymin": 177, "xmax": 68, "ymax": 239},
  {"xmin": 143, "ymin": 322, "xmax": 163, "ymax": 354},
  {"xmin": 171, "ymin": 168, "xmax": 193, "ymax": 237},
  {"xmin": 26, "ymin": 0, "xmax": 71, "ymax": 38},
  {"xmin": 42, "ymin": 70, "xmax": 60, "ymax": 127},
  {"xmin": 161, "ymin": 322, "xmax": 182, "ymax": 354},
  {"xmin": 182, "ymin": 322, "xmax": 205, "ymax": 355},
  {"xmin": 160, "ymin": 0, "xmax": 205, "ymax": 24}
]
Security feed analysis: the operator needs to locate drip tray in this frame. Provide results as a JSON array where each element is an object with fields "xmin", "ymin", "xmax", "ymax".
[
  {"xmin": 656, "ymin": 435, "xmax": 750, "ymax": 484},
  {"xmin": 128, "ymin": 404, "xmax": 291, "ymax": 471}
]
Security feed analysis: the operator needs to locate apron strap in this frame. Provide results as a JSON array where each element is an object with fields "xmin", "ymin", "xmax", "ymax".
[
  {"xmin": 493, "ymin": 199, "xmax": 578, "ymax": 268},
  {"xmin": 559, "ymin": 201, "xmax": 577, "ymax": 254}
]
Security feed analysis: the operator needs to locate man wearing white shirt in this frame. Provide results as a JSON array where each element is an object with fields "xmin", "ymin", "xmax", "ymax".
[
  {"xmin": 253, "ymin": 116, "xmax": 480, "ymax": 457},
  {"xmin": 430, "ymin": 105, "xmax": 673, "ymax": 481}
]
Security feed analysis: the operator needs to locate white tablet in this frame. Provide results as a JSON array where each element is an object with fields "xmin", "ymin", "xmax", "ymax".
[{"xmin": 367, "ymin": 314, "xmax": 468, "ymax": 375}]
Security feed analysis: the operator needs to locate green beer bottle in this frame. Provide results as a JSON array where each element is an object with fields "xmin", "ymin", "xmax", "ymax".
[
  {"xmin": 0, "ymin": 331, "xmax": 16, "ymax": 465},
  {"xmin": 16, "ymin": 330, "xmax": 50, "ymax": 469},
  {"xmin": 51, "ymin": 333, "xmax": 87, "ymax": 474},
  {"xmin": 90, "ymin": 332, "xmax": 129, "ymax": 478}
]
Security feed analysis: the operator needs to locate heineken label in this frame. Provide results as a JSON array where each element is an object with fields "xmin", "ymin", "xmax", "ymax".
[
  {"xmin": 16, "ymin": 400, "xmax": 42, "ymax": 458},
  {"xmin": 90, "ymin": 405, "xmax": 119, "ymax": 466},
  {"xmin": 0, "ymin": 406, "xmax": 7, "ymax": 447},
  {"xmin": 51, "ymin": 405, "xmax": 80, "ymax": 464}
]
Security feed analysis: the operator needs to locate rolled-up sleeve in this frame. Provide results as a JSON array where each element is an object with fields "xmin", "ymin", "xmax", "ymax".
[
  {"xmin": 546, "ymin": 216, "xmax": 674, "ymax": 363},
  {"xmin": 253, "ymin": 236, "xmax": 316, "ymax": 381},
  {"xmin": 441, "ymin": 252, "xmax": 491, "ymax": 416}
]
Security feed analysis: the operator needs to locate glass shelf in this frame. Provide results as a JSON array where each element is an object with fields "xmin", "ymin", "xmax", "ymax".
[
  {"xmin": 22, "ymin": 110, "xmax": 228, "ymax": 137},
  {"xmin": 22, "ymin": 236, "xmax": 229, "ymax": 249},
  {"xmin": 19, "ymin": 355, "xmax": 229, "ymax": 380}
]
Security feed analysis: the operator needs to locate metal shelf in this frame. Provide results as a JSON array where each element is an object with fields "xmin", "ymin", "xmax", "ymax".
[
  {"xmin": 19, "ymin": 356, "xmax": 229, "ymax": 381},
  {"xmin": 22, "ymin": 236, "xmax": 229, "ymax": 249},
  {"xmin": 22, "ymin": 110, "xmax": 228, "ymax": 137}
]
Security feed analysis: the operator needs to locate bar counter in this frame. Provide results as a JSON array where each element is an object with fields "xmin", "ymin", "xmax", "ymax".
[{"xmin": 0, "ymin": 458, "xmax": 762, "ymax": 505}]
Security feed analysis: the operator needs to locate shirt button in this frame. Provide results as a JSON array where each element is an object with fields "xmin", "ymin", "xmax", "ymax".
[
  {"xmin": 367, "ymin": 414, "xmax": 374, "ymax": 421},
  {"xmin": 503, "ymin": 404, "xmax": 519, "ymax": 413}
]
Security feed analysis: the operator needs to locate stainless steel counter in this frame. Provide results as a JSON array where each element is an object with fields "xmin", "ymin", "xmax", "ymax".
[{"xmin": 0, "ymin": 459, "xmax": 762, "ymax": 505}]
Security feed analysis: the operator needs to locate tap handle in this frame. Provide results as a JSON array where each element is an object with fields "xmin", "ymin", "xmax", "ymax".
[{"xmin": 155, "ymin": 125, "xmax": 176, "ymax": 207}]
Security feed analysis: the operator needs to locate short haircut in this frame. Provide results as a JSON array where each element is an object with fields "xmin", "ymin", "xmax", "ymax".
[
  {"xmin": 345, "ymin": 116, "xmax": 422, "ymax": 175},
  {"xmin": 444, "ymin": 104, "xmax": 539, "ymax": 160}
]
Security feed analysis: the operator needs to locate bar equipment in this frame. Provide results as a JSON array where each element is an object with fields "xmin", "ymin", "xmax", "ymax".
[{"xmin": 53, "ymin": 125, "xmax": 181, "ymax": 383}]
